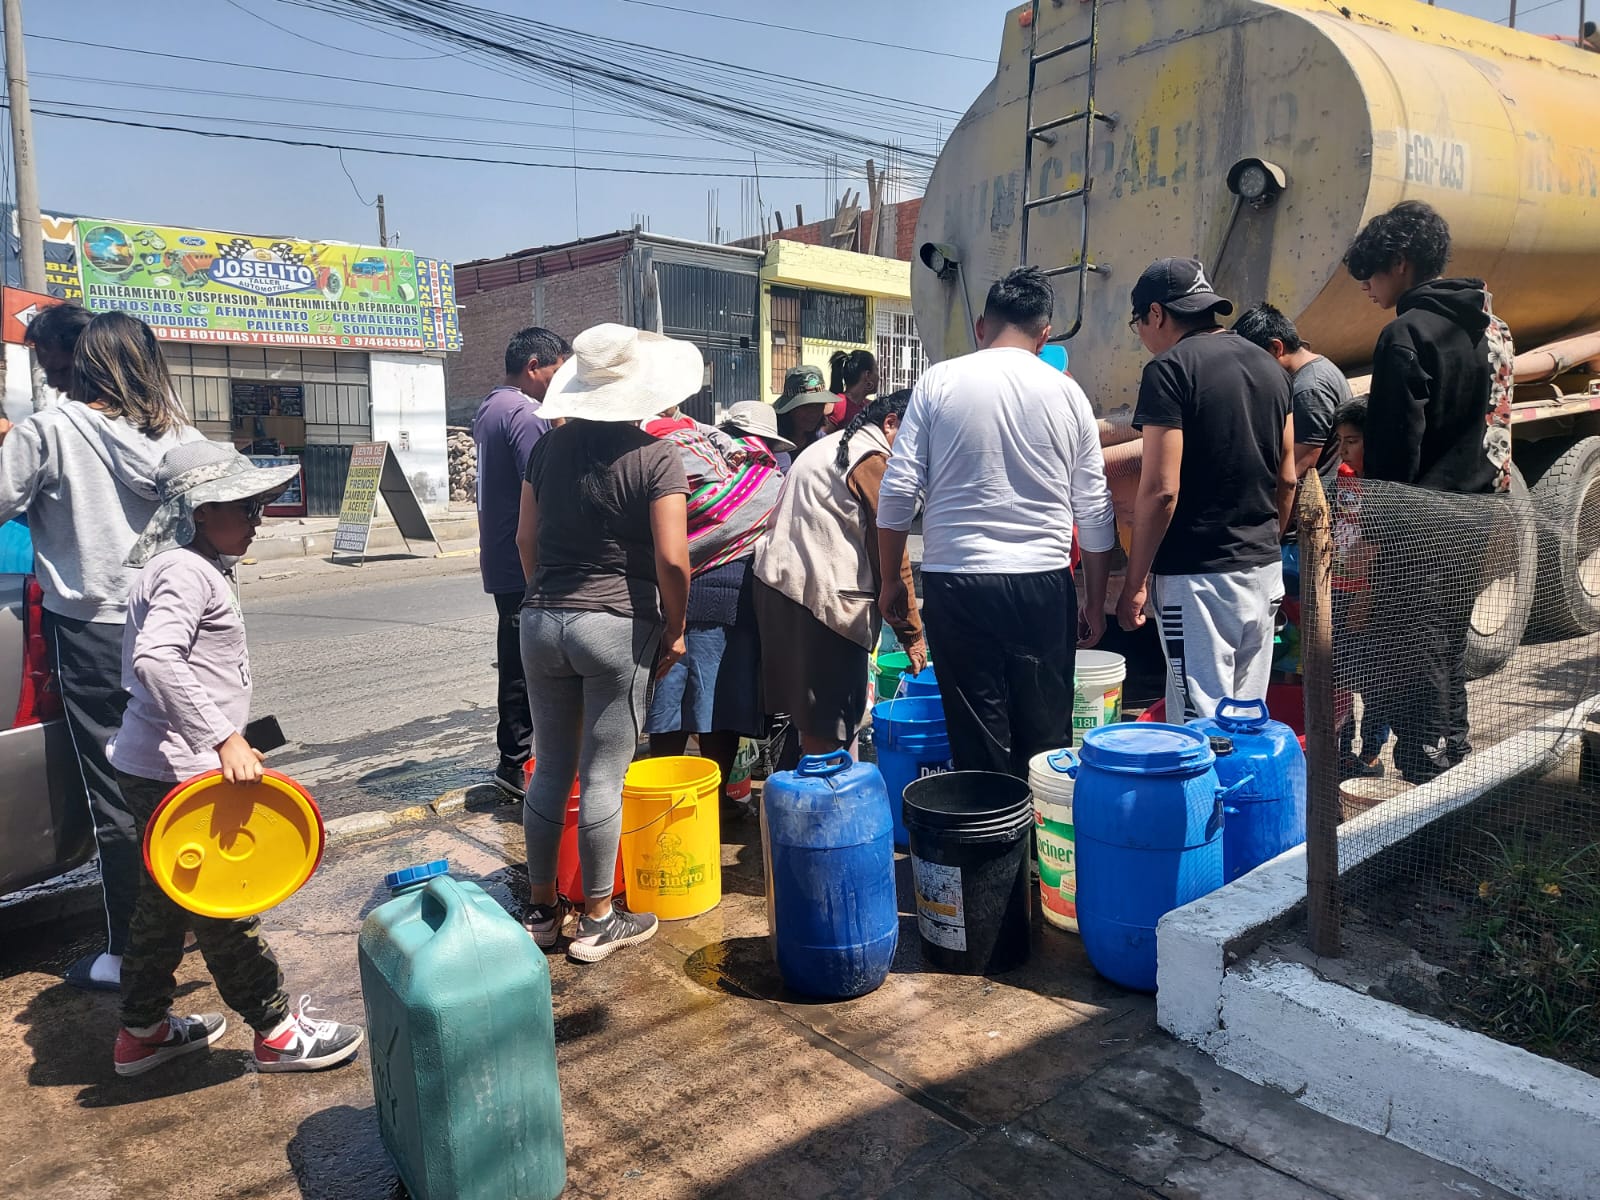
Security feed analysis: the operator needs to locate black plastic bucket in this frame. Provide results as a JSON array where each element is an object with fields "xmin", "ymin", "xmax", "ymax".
[{"xmin": 903, "ymin": 771, "xmax": 1033, "ymax": 975}]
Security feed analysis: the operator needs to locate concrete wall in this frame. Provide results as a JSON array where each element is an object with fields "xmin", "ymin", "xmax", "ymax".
[{"xmin": 370, "ymin": 353, "xmax": 449, "ymax": 517}]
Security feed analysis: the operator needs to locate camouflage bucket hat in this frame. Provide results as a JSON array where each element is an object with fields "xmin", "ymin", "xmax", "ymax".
[{"xmin": 774, "ymin": 364, "xmax": 834, "ymax": 414}]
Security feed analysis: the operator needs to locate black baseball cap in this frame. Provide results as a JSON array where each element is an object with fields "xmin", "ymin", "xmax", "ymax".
[{"xmin": 1130, "ymin": 257, "xmax": 1234, "ymax": 319}]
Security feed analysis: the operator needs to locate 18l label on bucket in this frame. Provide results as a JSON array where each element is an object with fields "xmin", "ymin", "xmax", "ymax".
[{"xmin": 911, "ymin": 855, "xmax": 966, "ymax": 951}]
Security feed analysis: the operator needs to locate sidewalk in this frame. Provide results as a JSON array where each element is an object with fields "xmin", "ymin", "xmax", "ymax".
[
  {"xmin": 248, "ymin": 508, "xmax": 479, "ymax": 563},
  {"xmin": 0, "ymin": 793, "xmax": 1515, "ymax": 1200}
]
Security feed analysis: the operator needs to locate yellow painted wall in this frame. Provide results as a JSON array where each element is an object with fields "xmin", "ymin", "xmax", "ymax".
[{"xmin": 758, "ymin": 241, "xmax": 911, "ymax": 402}]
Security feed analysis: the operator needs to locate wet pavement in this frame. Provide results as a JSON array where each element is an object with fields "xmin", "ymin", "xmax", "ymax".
[{"xmin": 1, "ymin": 797, "xmax": 1517, "ymax": 1200}]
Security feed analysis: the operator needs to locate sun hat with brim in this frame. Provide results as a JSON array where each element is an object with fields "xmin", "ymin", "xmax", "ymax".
[
  {"xmin": 126, "ymin": 440, "xmax": 299, "ymax": 567},
  {"xmin": 721, "ymin": 400, "xmax": 796, "ymax": 453},
  {"xmin": 536, "ymin": 323, "xmax": 705, "ymax": 424},
  {"xmin": 774, "ymin": 364, "xmax": 835, "ymax": 415}
]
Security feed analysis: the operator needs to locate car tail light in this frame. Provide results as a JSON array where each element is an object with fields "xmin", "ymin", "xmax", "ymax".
[{"xmin": 14, "ymin": 579, "xmax": 62, "ymax": 727}]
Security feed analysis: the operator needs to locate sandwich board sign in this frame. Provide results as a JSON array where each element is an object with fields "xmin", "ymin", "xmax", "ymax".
[{"xmin": 331, "ymin": 441, "xmax": 438, "ymax": 563}]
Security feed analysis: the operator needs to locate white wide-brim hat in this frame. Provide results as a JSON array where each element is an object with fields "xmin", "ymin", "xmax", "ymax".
[
  {"xmin": 537, "ymin": 324, "xmax": 704, "ymax": 424},
  {"xmin": 127, "ymin": 439, "xmax": 299, "ymax": 567},
  {"xmin": 721, "ymin": 400, "xmax": 795, "ymax": 453}
]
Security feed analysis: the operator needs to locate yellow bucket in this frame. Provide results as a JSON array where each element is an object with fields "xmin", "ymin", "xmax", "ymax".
[{"xmin": 619, "ymin": 757, "xmax": 722, "ymax": 921}]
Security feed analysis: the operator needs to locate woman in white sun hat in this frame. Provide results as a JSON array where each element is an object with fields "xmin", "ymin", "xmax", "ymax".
[{"xmin": 514, "ymin": 323, "xmax": 696, "ymax": 964}]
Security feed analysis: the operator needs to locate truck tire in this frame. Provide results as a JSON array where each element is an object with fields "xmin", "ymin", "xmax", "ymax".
[
  {"xmin": 1529, "ymin": 437, "xmax": 1600, "ymax": 639},
  {"xmin": 1465, "ymin": 465, "xmax": 1536, "ymax": 680}
]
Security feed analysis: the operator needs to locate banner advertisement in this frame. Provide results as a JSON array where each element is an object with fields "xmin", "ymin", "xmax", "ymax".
[
  {"xmin": 76, "ymin": 220, "xmax": 428, "ymax": 350},
  {"xmin": 416, "ymin": 257, "xmax": 462, "ymax": 352}
]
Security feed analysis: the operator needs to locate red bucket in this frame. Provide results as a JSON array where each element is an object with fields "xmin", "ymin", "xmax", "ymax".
[{"xmin": 524, "ymin": 760, "xmax": 626, "ymax": 904}]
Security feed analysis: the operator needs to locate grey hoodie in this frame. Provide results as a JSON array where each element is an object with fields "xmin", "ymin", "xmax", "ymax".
[{"xmin": 0, "ymin": 403, "xmax": 203, "ymax": 622}]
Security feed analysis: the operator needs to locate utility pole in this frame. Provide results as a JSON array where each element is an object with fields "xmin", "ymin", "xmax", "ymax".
[
  {"xmin": 3, "ymin": 0, "xmax": 46, "ymax": 295},
  {"xmin": 376, "ymin": 194, "xmax": 388, "ymax": 247}
]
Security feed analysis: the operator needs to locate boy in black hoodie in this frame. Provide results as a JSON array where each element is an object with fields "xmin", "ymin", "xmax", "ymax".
[{"xmin": 1344, "ymin": 200, "xmax": 1514, "ymax": 783}]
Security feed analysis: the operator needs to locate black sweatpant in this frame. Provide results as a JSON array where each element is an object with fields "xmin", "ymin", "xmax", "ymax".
[
  {"xmin": 45, "ymin": 613, "xmax": 137, "ymax": 956},
  {"xmin": 493, "ymin": 591, "xmax": 533, "ymax": 771},
  {"xmin": 1366, "ymin": 518, "xmax": 1479, "ymax": 784},
  {"xmin": 920, "ymin": 568, "xmax": 1077, "ymax": 777},
  {"xmin": 118, "ymin": 773, "xmax": 288, "ymax": 1034}
]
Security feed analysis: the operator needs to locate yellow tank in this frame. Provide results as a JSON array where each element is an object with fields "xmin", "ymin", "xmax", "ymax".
[{"xmin": 912, "ymin": 0, "xmax": 1600, "ymax": 412}]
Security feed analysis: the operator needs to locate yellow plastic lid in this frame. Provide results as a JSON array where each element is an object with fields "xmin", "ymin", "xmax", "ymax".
[{"xmin": 143, "ymin": 770, "xmax": 325, "ymax": 919}]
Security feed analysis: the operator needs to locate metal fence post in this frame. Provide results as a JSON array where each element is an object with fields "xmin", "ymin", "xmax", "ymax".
[{"xmin": 1300, "ymin": 470, "xmax": 1342, "ymax": 957}]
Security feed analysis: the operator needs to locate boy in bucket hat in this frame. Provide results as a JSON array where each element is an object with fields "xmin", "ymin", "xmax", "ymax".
[
  {"xmin": 773, "ymin": 365, "xmax": 836, "ymax": 458},
  {"xmin": 1117, "ymin": 257, "xmax": 1297, "ymax": 721},
  {"xmin": 107, "ymin": 440, "xmax": 363, "ymax": 1076}
]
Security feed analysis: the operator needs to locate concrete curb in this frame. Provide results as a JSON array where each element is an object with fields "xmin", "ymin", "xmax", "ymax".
[{"xmin": 247, "ymin": 515, "xmax": 479, "ymax": 563}]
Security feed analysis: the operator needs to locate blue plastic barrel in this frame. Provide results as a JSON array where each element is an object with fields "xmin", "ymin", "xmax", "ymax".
[
  {"xmin": 872, "ymin": 696, "xmax": 953, "ymax": 849},
  {"xmin": 761, "ymin": 751, "xmax": 898, "ymax": 999},
  {"xmin": 1190, "ymin": 697, "xmax": 1307, "ymax": 883},
  {"xmin": 1073, "ymin": 724, "xmax": 1241, "ymax": 992},
  {"xmin": 358, "ymin": 862, "xmax": 566, "ymax": 1200}
]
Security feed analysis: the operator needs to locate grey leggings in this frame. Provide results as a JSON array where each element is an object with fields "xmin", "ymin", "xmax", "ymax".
[{"xmin": 520, "ymin": 607, "xmax": 661, "ymax": 901}]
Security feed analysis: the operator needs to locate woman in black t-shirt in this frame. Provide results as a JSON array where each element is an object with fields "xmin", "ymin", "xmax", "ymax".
[{"xmin": 513, "ymin": 325, "xmax": 696, "ymax": 965}]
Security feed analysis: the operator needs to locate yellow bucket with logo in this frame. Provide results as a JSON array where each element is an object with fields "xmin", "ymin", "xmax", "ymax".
[{"xmin": 619, "ymin": 757, "xmax": 721, "ymax": 921}]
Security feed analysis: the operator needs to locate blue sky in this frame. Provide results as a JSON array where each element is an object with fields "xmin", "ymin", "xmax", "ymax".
[{"xmin": 11, "ymin": 0, "xmax": 1587, "ymax": 265}]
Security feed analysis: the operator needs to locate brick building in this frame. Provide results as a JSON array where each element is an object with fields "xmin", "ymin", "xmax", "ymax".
[{"xmin": 448, "ymin": 231, "xmax": 762, "ymax": 424}]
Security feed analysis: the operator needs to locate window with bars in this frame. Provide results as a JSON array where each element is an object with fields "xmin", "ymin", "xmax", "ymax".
[
  {"xmin": 801, "ymin": 290, "xmax": 868, "ymax": 344},
  {"xmin": 875, "ymin": 306, "xmax": 928, "ymax": 394},
  {"xmin": 770, "ymin": 287, "xmax": 801, "ymax": 395}
]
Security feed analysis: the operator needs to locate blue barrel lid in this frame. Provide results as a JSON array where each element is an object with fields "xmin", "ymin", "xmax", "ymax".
[
  {"xmin": 1080, "ymin": 722, "xmax": 1214, "ymax": 774},
  {"xmin": 384, "ymin": 859, "xmax": 449, "ymax": 890}
]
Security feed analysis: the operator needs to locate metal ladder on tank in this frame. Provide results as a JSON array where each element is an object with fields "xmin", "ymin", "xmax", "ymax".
[{"xmin": 1019, "ymin": 0, "xmax": 1117, "ymax": 341}]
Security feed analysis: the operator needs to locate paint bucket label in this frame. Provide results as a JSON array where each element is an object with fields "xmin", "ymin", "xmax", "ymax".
[
  {"xmin": 911, "ymin": 854, "xmax": 965, "ymax": 951},
  {"xmin": 1072, "ymin": 681, "xmax": 1123, "ymax": 735},
  {"xmin": 1034, "ymin": 809, "xmax": 1076, "ymax": 923}
]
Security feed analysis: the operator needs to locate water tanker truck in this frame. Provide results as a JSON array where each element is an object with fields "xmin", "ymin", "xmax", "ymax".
[{"xmin": 912, "ymin": 0, "xmax": 1600, "ymax": 675}]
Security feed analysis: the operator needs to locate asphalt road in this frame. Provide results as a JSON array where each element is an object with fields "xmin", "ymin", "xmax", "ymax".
[{"xmin": 245, "ymin": 559, "xmax": 502, "ymax": 821}]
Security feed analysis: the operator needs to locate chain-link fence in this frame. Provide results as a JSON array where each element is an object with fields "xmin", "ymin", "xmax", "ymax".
[{"xmin": 1300, "ymin": 452, "xmax": 1600, "ymax": 1074}]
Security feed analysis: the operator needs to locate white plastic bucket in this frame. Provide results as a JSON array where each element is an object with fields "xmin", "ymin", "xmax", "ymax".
[
  {"xmin": 1027, "ymin": 748, "xmax": 1078, "ymax": 934},
  {"xmin": 1073, "ymin": 650, "xmax": 1126, "ymax": 737}
]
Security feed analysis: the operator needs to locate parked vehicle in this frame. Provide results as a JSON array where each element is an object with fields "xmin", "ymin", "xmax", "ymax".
[
  {"xmin": 912, "ymin": 0, "xmax": 1600, "ymax": 677},
  {"xmin": 0, "ymin": 520, "xmax": 92, "ymax": 897}
]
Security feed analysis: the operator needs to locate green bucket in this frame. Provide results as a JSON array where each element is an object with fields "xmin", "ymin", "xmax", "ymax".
[{"xmin": 874, "ymin": 652, "xmax": 912, "ymax": 702}]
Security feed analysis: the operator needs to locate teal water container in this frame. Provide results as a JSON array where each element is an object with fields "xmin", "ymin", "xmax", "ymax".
[{"xmin": 358, "ymin": 861, "xmax": 565, "ymax": 1200}]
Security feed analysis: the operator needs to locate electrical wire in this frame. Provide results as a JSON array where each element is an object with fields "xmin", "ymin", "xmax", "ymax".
[
  {"xmin": 275, "ymin": 0, "xmax": 958, "ymax": 162},
  {"xmin": 30, "ymin": 71, "xmax": 716, "ymax": 141},
  {"xmin": 221, "ymin": 0, "xmax": 463, "ymax": 61},
  {"xmin": 611, "ymin": 0, "xmax": 993, "ymax": 64},
  {"xmin": 13, "ymin": 104, "xmax": 866, "ymax": 180},
  {"xmin": 338, "ymin": 150, "xmax": 378, "ymax": 207},
  {"xmin": 30, "ymin": 97, "xmax": 840, "ymax": 165}
]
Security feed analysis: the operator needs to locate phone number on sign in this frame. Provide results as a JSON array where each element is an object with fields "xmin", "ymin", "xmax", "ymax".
[{"xmin": 149, "ymin": 328, "xmax": 424, "ymax": 350}]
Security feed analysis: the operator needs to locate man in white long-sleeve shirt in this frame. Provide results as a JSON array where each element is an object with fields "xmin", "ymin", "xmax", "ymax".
[{"xmin": 877, "ymin": 266, "xmax": 1117, "ymax": 775}]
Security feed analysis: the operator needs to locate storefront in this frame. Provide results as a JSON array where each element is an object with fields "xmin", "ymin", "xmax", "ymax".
[
  {"xmin": 759, "ymin": 240, "xmax": 925, "ymax": 401},
  {"xmin": 6, "ymin": 209, "xmax": 459, "ymax": 516}
]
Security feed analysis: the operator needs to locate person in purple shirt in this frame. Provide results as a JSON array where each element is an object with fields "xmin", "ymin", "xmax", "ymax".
[{"xmin": 473, "ymin": 327, "xmax": 571, "ymax": 797}]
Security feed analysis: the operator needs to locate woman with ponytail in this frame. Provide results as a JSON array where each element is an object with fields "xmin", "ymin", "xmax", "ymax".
[
  {"xmin": 827, "ymin": 349, "xmax": 879, "ymax": 432},
  {"xmin": 753, "ymin": 388, "xmax": 925, "ymax": 754}
]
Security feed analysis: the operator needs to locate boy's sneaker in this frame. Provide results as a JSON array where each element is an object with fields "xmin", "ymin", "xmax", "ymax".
[
  {"xmin": 523, "ymin": 900, "xmax": 567, "ymax": 949},
  {"xmin": 114, "ymin": 1012, "xmax": 226, "ymax": 1077},
  {"xmin": 567, "ymin": 906, "xmax": 658, "ymax": 964},
  {"xmin": 492, "ymin": 761, "xmax": 527, "ymax": 800},
  {"xmin": 253, "ymin": 996, "xmax": 363, "ymax": 1073}
]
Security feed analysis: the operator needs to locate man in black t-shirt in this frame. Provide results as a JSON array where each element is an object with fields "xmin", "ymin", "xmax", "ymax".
[{"xmin": 1116, "ymin": 258, "xmax": 1296, "ymax": 720}]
